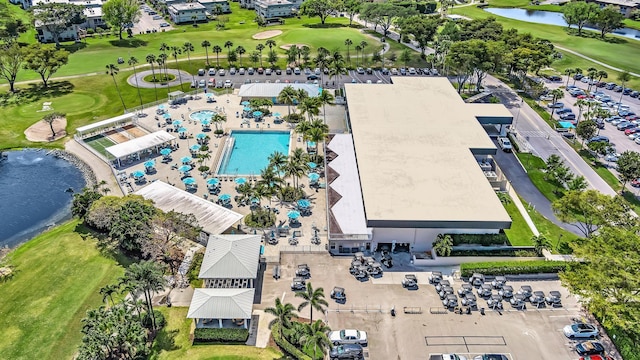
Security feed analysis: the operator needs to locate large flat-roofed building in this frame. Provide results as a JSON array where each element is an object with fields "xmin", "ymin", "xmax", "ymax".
[
  {"xmin": 329, "ymin": 77, "xmax": 512, "ymax": 254},
  {"xmin": 255, "ymin": 0, "xmax": 294, "ymax": 18},
  {"xmin": 169, "ymin": 2, "xmax": 207, "ymax": 24}
]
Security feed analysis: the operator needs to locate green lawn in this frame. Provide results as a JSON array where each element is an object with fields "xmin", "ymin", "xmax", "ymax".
[
  {"xmin": 152, "ymin": 307, "xmax": 283, "ymax": 360},
  {"xmin": 522, "ymin": 198, "xmax": 579, "ymax": 254},
  {"xmin": 0, "ymin": 220, "xmax": 130, "ymax": 360},
  {"xmin": 502, "ymin": 195, "xmax": 534, "ymax": 246},
  {"xmin": 515, "ymin": 153, "xmax": 564, "ymax": 202}
]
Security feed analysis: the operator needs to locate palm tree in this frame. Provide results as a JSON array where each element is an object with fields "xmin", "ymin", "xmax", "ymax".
[
  {"xmin": 306, "ymin": 127, "xmax": 328, "ymax": 155},
  {"xmin": 170, "ymin": 46, "xmax": 184, "ymax": 91},
  {"xmin": 249, "ymin": 51, "xmax": 260, "ymax": 67},
  {"xmin": 122, "ymin": 261, "xmax": 166, "ymax": 331},
  {"xmin": 549, "ymin": 88, "xmax": 564, "ymax": 119},
  {"xmin": 224, "ymin": 40, "xmax": 234, "ymax": 58},
  {"xmin": 283, "ymin": 155, "xmax": 306, "ymax": 189},
  {"xmin": 277, "ymin": 85, "xmax": 298, "ymax": 117},
  {"xmin": 295, "ymin": 120, "xmax": 313, "ymax": 137},
  {"xmin": 212, "ymin": 112, "xmax": 227, "ymax": 132},
  {"xmin": 259, "ymin": 166, "xmax": 283, "ymax": 203},
  {"xmin": 299, "ymin": 97, "xmax": 320, "ymax": 121},
  {"xmin": 618, "ymin": 71, "xmax": 631, "ymax": 113},
  {"xmin": 295, "ymin": 282, "xmax": 328, "ymax": 323},
  {"xmin": 531, "ymin": 234, "xmax": 550, "ymax": 256},
  {"xmin": 572, "ymin": 68, "xmax": 583, "ymax": 85},
  {"xmin": 105, "ymin": 64, "xmax": 126, "ymax": 111},
  {"xmin": 128, "ymin": 57, "xmax": 144, "ymax": 110},
  {"xmin": 575, "ymin": 98, "xmax": 590, "ymax": 124},
  {"xmin": 300, "ymin": 45, "xmax": 311, "ymax": 67},
  {"xmin": 99, "ymin": 284, "xmax": 119, "ymax": 306},
  {"xmin": 596, "ymin": 70, "xmax": 608, "ymax": 82},
  {"xmin": 264, "ymin": 298, "xmax": 298, "ymax": 334},
  {"xmin": 236, "ymin": 45, "xmax": 246, "ymax": 66},
  {"xmin": 432, "ymin": 234, "xmax": 453, "ymax": 257},
  {"xmin": 586, "ymin": 67, "xmax": 597, "ymax": 91},
  {"xmin": 183, "ymin": 42, "xmax": 195, "ymax": 87},
  {"xmin": 317, "ymin": 89, "xmax": 334, "ymax": 123},
  {"xmin": 314, "ymin": 47, "xmax": 330, "ymax": 85},
  {"xmin": 354, "ymin": 45, "xmax": 361, "ymax": 66},
  {"xmin": 201, "ymin": 40, "xmax": 211, "ymax": 66},
  {"xmin": 344, "ymin": 39, "xmax": 352, "ymax": 64},
  {"xmin": 269, "ymin": 151, "xmax": 288, "ymax": 171},
  {"xmin": 265, "ymin": 39, "xmax": 276, "ymax": 51},
  {"xmin": 213, "ymin": 45, "xmax": 222, "ymax": 67},
  {"xmin": 359, "ymin": 40, "xmax": 368, "ymax": 65},
  {"xmin": 158, "ymin": 53, "xmax": 169, "ymax": 81},
  {"xmin": 564, "ymin": 68, "xmax": 575, "ymax": 87},
  {"xmin": 159, "ymin": 42, "xmax": 169, "ymax": 62},
  {"xmin": 299, "ymin": 320, "xmax": 331, "ymax": 360},
  {"xmin": 256, "ymin": 43, "xmax": 265, "ymax": 67},
  {"xmin": 146, "ymin": 54, "xmax": 159, "ymax": 102},
  {"xmin": 329, "ymin": 51, "xmax": 347, "ymax": 91}
]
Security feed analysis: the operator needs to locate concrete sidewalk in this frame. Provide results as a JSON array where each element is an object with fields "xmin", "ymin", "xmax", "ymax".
[{"xmin": 65, "ymin": 139, "xmax": 123, "ymax": 196}]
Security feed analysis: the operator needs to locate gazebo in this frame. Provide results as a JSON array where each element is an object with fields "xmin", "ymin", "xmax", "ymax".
[{"xmin": 187, "ymin": 288, "xmax": 254, "ymax": 329}]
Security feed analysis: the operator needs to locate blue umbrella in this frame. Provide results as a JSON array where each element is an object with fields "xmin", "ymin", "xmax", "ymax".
[
  {"xmin": 308, "ymin": 173, "xmax": 320, "ymax": 182},
  {"xmin": 201, "ymin": 119, "xmax": 211, "ymax": 125},
  {"xmin": 179, "ymin": 165, "xmax": 191, "ymax": 173},
  {"xmin": 190, "ymin": 144, "xmax": 201, "ymax": 152},
  {"xmin": 219, "ymin": 194, "xmax": 231, "ymax": 201},
  {"xmin": 160, "ymin": 148, "xmax": 172, "ymax": 156},
  {"xmin": 196, "ymin": 133, "xmax": 207, "ymax": 139},
  {"xmin": 307, "ymin": 141, "xmax": 316, "ymax": 148},
  {"xmin": 144, "ymin": 160, "xmax": 155, "ymax": 168},
  {"xmin": 178, "ymin": 127, "xmax": 188, "ymax": 133},
  {"xmin": 206, "ymin": 178, "xmax": 220, "ymax": 186},
  {"xmin": 287, "ymin": 210, "xmax": 301, "ymax": 219},
  {"xmin": 273, "ymin": 112, "xmax": 281, "ymax": 118},
  {"xmin": 172, "ymin": 120, "xmax": 182, "ymax": 126},
  {"xmin": 158, "ymin": 104, "xmax": 165, "ymax": 110},
  {"xmin": 307, "ymin": 162, "xmax": 317, "ymax": 169},
  {"xmin": 241, "ymin": 101, "xmax": 250, "ymax": 106},
  {"xmin": 181, "ymin": 156, "xmax": 192, "ymax": 164},
  {"xmin": 297, "ymin": 199, "xmax": 311, "ymax": 208},
  {"xmin": 253, "ymin": 111, "xmax": 263, "ymax": 117},
  {"xmin": 163, "ymin": 113, "xmax": 171, "ymax": 119},
  {"xmin": 235, "ymin": 177, "xmax": 247, "ymax": 185},
  {"xmin": 243, "ymin": 107, "xmax": 252, "ymax": 112},
  {"xmin": 182, "ymin": 177, "xmax": 196, "ymax": 185},
  {"xmin": 132, "ymin": 170, "xmax": 145, "ymax": 179}
]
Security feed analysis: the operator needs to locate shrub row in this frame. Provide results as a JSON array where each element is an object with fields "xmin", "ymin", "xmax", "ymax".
[
  {"xmin": 193, "ymin": 328, "xmax": 249, "ymax": 343},
  {"xmin": 460, "ymin": 260, "xmax": 568, "ymax": 277},
  {"xmin": 449, "ymin": 233, "xmax": 508, "ymax": 246},
  {"xmin": 450, "ymin": 249, "xmax": 538, "ymax": 257},
  {"xmin": 271, "ymin": 323, "xmax": 312, "ymax": 360},
  {"xmin": 507, "ymin": 132, "xmax": 520, "ymax": 152}
]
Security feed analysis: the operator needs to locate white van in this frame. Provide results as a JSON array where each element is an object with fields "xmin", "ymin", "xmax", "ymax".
[{"xmin": 498, "ymin": 137, "xmax": 513, "ymax": 152}]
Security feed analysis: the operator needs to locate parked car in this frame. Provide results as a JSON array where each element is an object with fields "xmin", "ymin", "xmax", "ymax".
[
  {"xmin": 545, "ymin": 291, "xmax": 563, "ymax": 307},
  {"xmin": 159, "ymin": 22, "xmax": 170, "ymax": 28},
  {"xmin": 285, "ymin": 67, "xmax": 292, "ymax": 75},
  {"xmin": 625, "ymin": 128, "xmax": 640, "ymax": 135},
  {"xmin": 307, "ymin": 74, "xmax": 319, "ymax": 80},
  {"xmin": 294, "ymin": 67, "xmax": 301, "ymax": 75},
  {"xmin": 617, "ymin": 122, "xmax": 636, "ymax": 131},
  {"xmin": 439, "ymin": 286, "xmax": 455, "ymax": 300},
  {"xmin": 229, "ymin": 67, "xmax": 236, "ymax": 75},
  {"xmin": 631, "ymin": 91, "xmax": 640, "ymax": 98},
  {"xmin": 197, "ymin": 68, "xmax": 205, "ymax": 76},
  {"xmin": 461, "ymin": 293, "xmax": 477, "ymax": 308},
  {"xmin": 329, "ymin": 344, "xmax": 363, "ymax": 360},
  {"xmin": 429, "ymin": 355, "xmax": 468, "ymax": 360},
  {"xmin": 587, "ymin": 136, "xmax": 609, "ymax": 143},
  {"xmin": 381, "ymin": 68, "xmax": 389, "ymax": 75},
  {"xmin": 498, "ymin": 285, "xmax": 513, "ymax": 298},
  {"xmin": 473, "ymin": 355, "xmax": 509, "ymax": 360},
  {"xmin": 218, "ymin": 69, "xmax": 226, "ymax": 76},
  {"xmin": 517, "ymin": 285, "xmax": 533, "ymax": 298},
  {"xmin": 497, "ymin": 137, "xmax": 512, "ymax": 152},
  {"xmin": 391, "ymin": 68, "xmax": 399, "ymax": 75},
  {"xmin": 560, "ymin": 113, "xmax": 576, "ymax": 121},
  {"xmin": 557, "ymin": 108, "xmax": 573, "ymax": 115},
  {"xmin": 457, "ymin": 283, "xmax": 473, "ymax": 296},
  {"xmin": 539, "ymin": 94, "xmax": 554, "ymax": 101},
  {"xmin": 470, "ymin": 273, "xmax": 485, "ymax": 287},
  {"xmin": 563, "ymin": 323, "xmax": 599, "ymax": 339},
  {"xmin": 291, "ymin": 277, "xmax": 306, "ymax": 291},
  {"xmin": 238, "ymin": 67, "xmax": 245, "ymax": 75},
  {"xmin": 408, "ymin": 67, "xmax": 417, "ymax": 75},
  {"xmin": 606, "ymin": 82, "xmax": 616, "ymax": 90},
  {"xmin": 429, "ymin": 271, "xmax": 443, "ymax": 284},
  {"xmin": 548, "ymin": 102, "xmax": 564, "ymax": 108},
  {"xmin": 265, "ymin": 68, "xmax": 272, "ymax": 75},
  {"xmin": 477, "ymin": 284, "xmax": 492, "ymax": 298},
  {"xmin": 574, "ymin": 73, "xmax": 584, "ymax": 80},
  {"xmin": 623, "ymin": 88, "xmax": 633, "ymax": 95},
  {"xmin": 208, "ymin": 68, "xmax": 216, "ymax": 76},
  {"xmin": 604, "ymin": 153, "xmax": 620, "ymax": 162},
  {"xmin": 295, "ymin": 264, "xmax": 310, "ymax": 278},
  {"xmin": 579, "ymin": 355, "xmax": 614, "ymax": 360},
  {"xmin": 575, "ymin": 341, "xmax": 606, "ymax": 356},
  {"xmin": 275, "ymin": 69, "xmax": 282, "ymax": 75},
  {"xmin": 328, "ymin": 329, "xmax": 368, "ymax": 346},
  {"xmin": 443, "ymin": 294, "xmax": 458, "ymax": 308},
  {"xmin": 547, "ymin": 75, "xmax": 562, "ymax": 82},
  {"xmin": 198, "ymin": 79, "xmax": 206, "ymax": 88},
  {"xmin": 435, "ymin": 279, "xmax": 450, "ymax": 293},
  {"xmin": 224, "ymin": 79, "xmax": 232, "ymax": 88},
  {"xmin": 402, "ymin": 274, "xmax": 418, "ymax": 289},
  {"xmin": 510, "ymin": 294, "xmax": 526, "ymax": 309},
  {"xmin": 614, "ymin": 85, "xmax": 623, "ymax": 92},
  {"xmin": 330, "ymin": 286, "xmax": 346, "ymax": 303}
]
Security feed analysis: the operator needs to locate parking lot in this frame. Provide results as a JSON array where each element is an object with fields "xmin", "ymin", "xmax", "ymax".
[
  {"xmin": 257, "ymin": 253, "xmax": 595, "ymax": 360},
  {"xmin": 132, "ymin": 4, "xmax": 173, "ymax": 35}
]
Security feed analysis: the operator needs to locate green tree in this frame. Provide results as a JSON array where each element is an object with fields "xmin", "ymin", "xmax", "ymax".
[
  {"xmin": 587, "ymin": 140, "xmax": 614, "ymax": 159},
  {"xmin": 170, "ymin": 46, "xmax": 184, "ymax": 91},
  {"xmin": 22, "ymin": 43, "xmax": 69, "ymax": 88},
  {"xmin": 102, "ymin": 0, "xmax": 140, "ymax": 40},
  {"xmin": 278, "ymin": 85, "xmax": 299, "ymax": 116},
  {"xmin": 236, "ymin": 45, "xmax": 246, "ymax": 66},
  {"xmin": 264, "ymin": 298, "xmax": 298, "ymax": 333},
  {"xmin": 72, "ymin": 187, "xmax": 103, "ymax": 219},
  {"xmin": 361, "ymin": 2, "xmax": 417, "ymax": 38},
  {"xmin": 224, "ymin": 40, "xmax": 234, "ymax": 57},
  {"xmin": 594, "ymin": 5, "xmax": 624, "ymax": 38},
  {"xmin": 397, "ymin": 15, "xmax": 440, "ymax": 56},
  {"xmin": 143, "ymin": 211, "xmax": 199, "ymax": 275},
  {"xmin": 212, "ymin": 44, "xmax": 222, "ymax": 67},
  {"xmin": 576, "ymin": 120, "xmax": 597, "ymax": 145},
  {"xmin": 564, "ymin": 68, "xmax": 575, "ymax": 87},
  {"xmin": 531, "ymin": 234, "xmax": 550, "ymax": 256},
  {"xmin": 30, "ymin": 3, "xmax": 86, "ymax": 47},
  {"xmin": 0, "ymin": 43, "xmax": 24, "ymax": 92},
  {"xmin": 249, "ymin": 51, "xmax": 260, "ymax": 67},
  {"xmin": 549, "ymin": 88, "xmax": 565, "ymax": 119},
  {"xmin": 268, "ymin": 151, "xmax": 288, "ymax": 172},
  {"xmin": 300, "ymin": 0, "xmax": 337, "ymax": 25},
  {"xmin": 400, "ymin": 48, "xmax": 413, "ymax": 67},
  {"xmin": 201, "ymin": 40, "xmax": 211, "ymax": 66},
  {"xmin": 267, "ymin": 49, "xmax": 278, "ymax": 67},
  {"xmin": 41, "ymin": 112, "xmax": 64, "ymax": 138},
  {"xmin": 342, "ymin": 0, "xmax": 362, "ymax": 26},
  {"xmin": 146, "ymin": 54, "xmax": 158, "ymax": 102},
  {"xmin": 432, "ymin": 234, "xmax": 453, "ymax": 257},
  {"xmin": 295, "ymin": 282, "xmax": 328, "ymax": 323},
  {"xmin": 99, "ymin": 283, "xmax": 120, "ymax": 306},
  {"xmin": 344, "ymin": 39, "xmax": 353, "ymax": 65},
  {"xmin": 328, "ymin": 51, "xmax": 347, "ymax": 90},
  {"xmin": 299, "ymin": 320, "xmax": 331, "ymax": 360},
  {"xmin": 562, "ymin": 1, "xmax": 600, "ymax": 35},
  {"xmin": 121, "ymin": 261, "xmax": 166, "ymax": 330},
  {"xmin": 317, "ymin": 89, "xmax": 334, "ymax": 123},
  {"xmin": 256, "ymin": 43, "xmax": 265, "ymax": 67},
  {"xmin": 567, "ymin": 176, "xmax": 588, "ymax": 192},
  {"xmin": 183, "ymin": 41, "xmax": 195, "ymax": 86},
  {"xmin": 617, "ymin": 71, "xmax": 631, "ymax": 112},
  {"xmin": 616, "ymin": 151, "xmax": 640, "ymax": 192},
  {"xmin": 105, "ymin": 64, "xmax": 126, "ymax": 111}
]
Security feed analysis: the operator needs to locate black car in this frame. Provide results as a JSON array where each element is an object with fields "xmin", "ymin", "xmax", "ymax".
[
  {"xmin": 329, "ymin": 344, "xmax": 363, "ymax": 360},
  {"xmin": 285, "ymin": 68, "xmax": 292, "ymax": 75},
  {"xmin": 275, "ymin": 69, "xmax": 282, "ymax": 75},
  {"xmin": 587, "ymin": 135, "xmax": 609, "ymax": 143},
  {"xmin": 547, "ymin": 75, "xmax": 562, "ymax": 82},
  {"xmin": 307, "ymin": 74, "xmax": 320, "ymax": 80},
  {"xmin": 575, "ymin": 341, "xmax": 606, "ymax": 356}
]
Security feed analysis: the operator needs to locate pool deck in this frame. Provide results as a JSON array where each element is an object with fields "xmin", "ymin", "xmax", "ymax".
[{"xmin": 108, "ymin": 90, "xmax": 329, "ymax": 254}]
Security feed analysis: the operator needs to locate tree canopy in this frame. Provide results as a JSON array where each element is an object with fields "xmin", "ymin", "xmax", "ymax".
[
  {"xmin": 102, "ymin": 0, "xmax": 141, "ymax": 40},
  {"xmin": 300, "ymin": 0, "xmax": 338, "ymax": 25},
  {"xmin": 616, "ymin": 150, "xmax": 640, "ymax": 192},
  {"xmin": 30, "ymin": 3, "xmax": 86, "ymax": 47},
  {"xmin": 23, "ymin": 44, "xmax": 69, "ymax": 88},
  {"xmin": 563, "ymin": 1, "xmax": 601, "ymax": 35}
]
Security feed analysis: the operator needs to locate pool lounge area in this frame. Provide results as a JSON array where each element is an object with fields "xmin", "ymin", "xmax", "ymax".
[{"xmin": 216, "ymin": 130, "xmax": 291, "ymax": 176}]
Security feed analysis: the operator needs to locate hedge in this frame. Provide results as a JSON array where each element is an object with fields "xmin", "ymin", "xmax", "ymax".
[
  {"xmin": 460, "ymin": 260, "xmax": 568, "ymax": 277},
  {"xmin": 449, "ymin": 233, "xmax": 508, "ymax": 246},
  {"xmin": 271, "ymin": 323, "xmax": 312, "ymax": 360},
  {"xmin": 193, "ymin": 328, "xmax": 249, "ymax": 343},
  {"xmin": 450, "ymin": 249, "xmax": 538, "ymax": 257}
]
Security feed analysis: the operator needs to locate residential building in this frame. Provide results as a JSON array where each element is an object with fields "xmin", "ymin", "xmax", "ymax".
[
  {"xmin": 27, "ymin": 0, "xmax": 108, "ymax": 43},
  {"xmin": 585, "ymin": 0, "xmax": 640, "ymax": 17},
  {"xmin": 197, "ymin": 0, "xmax": 231, "ymax": 14},
  {"xmin": 255, "ymin": 0, "xmax": 294, "ymax": 18},
  {"xmin": 168, "ymin": 2, "xmax": 207, "ymax": 24}
]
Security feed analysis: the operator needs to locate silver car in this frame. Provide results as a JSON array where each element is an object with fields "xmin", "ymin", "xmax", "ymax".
[
  {"xmin": 563, "ymin": 323, "xmax": 599, "ymax": 339},
  {"xmin": 435, "ymin": 279, "xmax": 450, "ymax": 293}
]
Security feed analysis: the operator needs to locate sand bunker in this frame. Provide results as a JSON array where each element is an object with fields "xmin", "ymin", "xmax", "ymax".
[
  {"xmin": 280, "ymin": 43, "xmax": 308, "ymax": 50},
  {"xmin": 252, "ymin": 30, "xmax": 282, "ymax": 40},
  {"xmin": 25, "ymin": 116, "xmax": 67, "ymax": 142}
]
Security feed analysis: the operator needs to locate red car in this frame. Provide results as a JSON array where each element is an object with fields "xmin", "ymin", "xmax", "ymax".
[
  {"xmin": 580, "ymin": 355, "xmax": 613, "ymax": 360},
  {"xmin": 632, "ymin": 178, "xmax": 640, "ymax": 187},
  {"xmin": 625, "ymin": 128, "xmax": 640, "ymax": 135},
  {"xmin": 626, "ymin": 115, "xmax": 639, "ymax": 121}
]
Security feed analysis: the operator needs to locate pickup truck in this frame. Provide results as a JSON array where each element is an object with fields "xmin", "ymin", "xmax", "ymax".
[{"xmin": 429, "ymin": 355, "xmax": 467, "ymax": 360}]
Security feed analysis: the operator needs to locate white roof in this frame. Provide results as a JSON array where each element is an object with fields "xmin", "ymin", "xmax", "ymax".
[
  {"xmin": 327, "ymin": 134, "xmax": 370, "ymax": 236},
  {"xmin": 344, "ymin": 77, "xmax": 512, "ymax": 228},
  {"xmin": 238, "ymin": 83, "xmax": 320, "ymax": 98},
  {"xmin": 135, "ymin": 181, "xmax": 243, "ymax": 235},
  {"xmin": 200, "ymin": 234, "xmax": 261, "ymax": 279},
  {"xmin": 106, "ymin": 131, "xmax": 175, "ymax": 159},
  {"xmin": 171, "ymin": 2, "xmax": 206, "ymax": 10},
  {"xmin": 76, "ymin": 113, "xmax": 136, "ymax": 134},
  {"xmin": 187, "ymin": 288, "xmax": 255, "ymax": 319}
]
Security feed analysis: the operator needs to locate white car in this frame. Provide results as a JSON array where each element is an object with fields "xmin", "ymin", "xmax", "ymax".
[
  {"xmin": 328, "ymin": 329, "xmax": 367, "ymax": 346},
  {"xmin": 224, "ymin": 79, "xmax": 232, "ymax": 88},
  {"xmin": 498, "ymin": 137, "xmax": 512, "ymax": 152},
  {"xmin": 563, "ymin": 323, "xmax": 599, "ymax": 339}
]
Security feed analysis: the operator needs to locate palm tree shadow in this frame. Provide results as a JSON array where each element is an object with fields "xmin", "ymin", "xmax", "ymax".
[
  {"xmin": 151, "ymin": 328, "xmax": 180, "ymax": 353},
  {"xmin": 109, "ymin": 38, "xmax": 149, "ymax": 48},
  {"xmin": 59, "ymin": 42, "xmax": 87, "ymax": 54}
]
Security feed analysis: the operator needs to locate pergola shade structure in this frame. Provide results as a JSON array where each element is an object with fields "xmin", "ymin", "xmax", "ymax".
[
  {"xmin": 187, "ymin": 288, "xmax": 255, "ymax": 329},
  {"xmin": 76, "ymin": 113, "xmax": 137, "ymax": 138},
  {"xmin": 106, "ymin": 130, "xmax": 176, "ymax": 165}
]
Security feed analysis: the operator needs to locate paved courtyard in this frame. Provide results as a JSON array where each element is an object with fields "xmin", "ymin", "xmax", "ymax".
[{"xmin": 258, "ymin": 253, "xmax": 596, "ymax": 360}]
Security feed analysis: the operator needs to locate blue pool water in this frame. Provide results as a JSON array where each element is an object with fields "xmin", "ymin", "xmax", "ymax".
[
  {"xmin": 190, "ymin": 110, "xmax": 216, "ymax": 122},
  {"xmin": 219, "ymin": 130, "xmax": 290, "ymax": 175}
]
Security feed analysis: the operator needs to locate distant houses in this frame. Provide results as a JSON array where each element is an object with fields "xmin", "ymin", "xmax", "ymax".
[{"xmin": 584, "ymin": 0, "xmax": 640, "ymax": 17}]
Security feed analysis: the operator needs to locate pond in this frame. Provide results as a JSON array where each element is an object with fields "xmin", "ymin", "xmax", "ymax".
[
  {"xmin": 0, "ymin": 149, "xmax": 86, "ymax": 248},
  {"xmin": 485, "ymin": 8, "xmax": 640, "ymax": 40}
]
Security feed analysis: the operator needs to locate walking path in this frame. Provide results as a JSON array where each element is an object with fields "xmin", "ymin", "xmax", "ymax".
[
  {"xmin": 65, "ymin": 139, "xmax": 123, "ymax": 196},
  {"xmin": 127, "ymin": 69, "xmax": 193, "ymax": 89}
]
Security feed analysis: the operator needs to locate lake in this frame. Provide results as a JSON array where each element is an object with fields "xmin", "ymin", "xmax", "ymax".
[
  {"xmin": 485, "ymin": 8, "xmax": 640, "ymax": 40},
  {"xmin": 0, "ymin": 149, "xmax": 86, "ymax": 248}
]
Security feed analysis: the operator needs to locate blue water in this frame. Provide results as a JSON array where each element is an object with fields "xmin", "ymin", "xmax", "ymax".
[
  {"xmin": 0, "ymin": 149, "xmax": 86, "ymax": 248},
  {"xmin": 190, "ymin": 110, "xmax": 216, "ymax": 122},
  {"xmin": 485, "ymin": 8, "xmax": 640, "ymax": 40},
  {"xmin": 219, "ymin": 131, "xmax": 291, "ymax": 175}
]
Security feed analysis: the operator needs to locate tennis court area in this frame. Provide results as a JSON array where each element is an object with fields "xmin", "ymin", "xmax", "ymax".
[{"xmin": 84, "ymin": 134, "xmax": 115, "ymax": 158}]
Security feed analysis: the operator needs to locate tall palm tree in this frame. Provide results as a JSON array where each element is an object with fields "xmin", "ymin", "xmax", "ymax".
[
  {"xmin": 317, "ymin": 89, "xmax": 334, "ymax": 123},
  {"xmin": 354, "ymin": 45, "xmax": 361, "ymax": 67},
  {"xmin": 159, "ymin": 42, "xmax": 169, "ymax": 58},
  {"xmin": 269, "ymin": 151, "xmax": 288, "ymax": 171},
  {"xmin": 329, "ymin": 51, "xmax": 347, "ymax": 91},
  {"xmin": 277, "ymin": 85, "xmax": 298, "ymax": 117},
  {"xmin": 265, "ymin": 39, "xmax": 276, "ymax": 51},
  {"xmin": 128, "ymin": 56, "xmax": 144, "ymax": 110},
  {"xmin": 564, "ymin": 68, "xmax": 575, "ymax": 87},
  {"xmin": 284, "ymin": 156, "xmax": 306, "ymax": 189},
  {"xmin": 359, "ymin": 40, "xmax": 368, "ymax": 65},
  {"xmin": 99, "ymin": 283, "xmax": 119, "ymax": 306},
  {"xmin": 295, "ymin": 282, "xmax": 328, "ymax": 323},
  {"xmin": 572, "ymin": 68, "xmax": 583, "ymax": 85},
  {"xmin": 183, "ymin": 42, "xmax": 195, "ymax": 87},
  {"xmin": 549, "ymin": 88, "xmax": 564, "ymax": 120},
  {"xmin": 122, "ymin": 261, "xmax": 166, "ymax": 331},
  {"xmin": 201, "ymin": 40, "xmax": 211, "ymax": 66},
  {"xmin": 299, "ymin": 320, "xmax": 332, "ymax": 360},
  {"xmin": 224, "ymin": 40, "xmax": 234, "ymax": 57},
  {"xmin": 575, "ymin": 98, "xmax": 590, "ymax": 124},
  {"xmin": 295, "ymin": 120, "xmax": 313, "ymax": 137},
  {"xmin": 618, "ymin": 71, "xmax": 631, "ymax": 113},
  {"xmin": 212, "ymin": 112, "xmax": 227, "ymax": 132},
  {"xmin": 306, "ymin": 127, "xmax": 328, "ymax": 154},
  {"xmin": 586, "ymin": 67, "xmax": 598, "ymax": 91},
  {"xmin": 250, "ymin": 51, "xmax": 260, "ymax": 67},
  {"xmin": 596, "ymin": 70, "xmax": 608, "ymax": 82},
  {"xmin": 259, "ymin": 165, "xmax": 283, "ymax": 202},
  {"xmin": 264, "ymin": 298, "xmax": 298, "ymax": 334},
  {"xmin": 236, "ymin": 45, "xmax": 246, "ymax": 66},
  {"xmin": 106, "ymin": 64, "xmax": 126, "ymax": 111},
  {"xmin": 158, "ymin": 53, "xmax": 169, "ymax": 80},
  {"xmin": 213, "ymin": 45, "xmax": 222, "ymax": 67},
  {"xmin": 314, "ymin": 47, "xmax": 330, "ymax": 85},
  {"xmin": 344, "ymin": 39, "xmax": 352, "ymax": 64},
  {"xmin": 146, "ymin": 54, "xmax": 159, "ymax": 102},
  {"xmin": 170, "ymin": 46, "xmax": 184, "ymax": 91},
  {"xmin": 299, "ymin": 97, "xmax": 320, "ymax": 121},
  {"xmin": 256, "ymin": 43, "xmax": 265, "ymax": 67}
]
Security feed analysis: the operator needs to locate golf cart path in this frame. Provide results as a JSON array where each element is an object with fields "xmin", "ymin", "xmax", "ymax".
[{"xmin": 555, "ymin": 46, "xmax": 640, "ymax": 77}]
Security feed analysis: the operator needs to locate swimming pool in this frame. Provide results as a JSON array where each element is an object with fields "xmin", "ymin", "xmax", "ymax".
[
  {"xmin": 190, "ymin": 110, "xmax": 216, "ymax": 122},
  {"xmin": 218, "ymin": 130, "xmax": 291, "ymax": 175}
]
